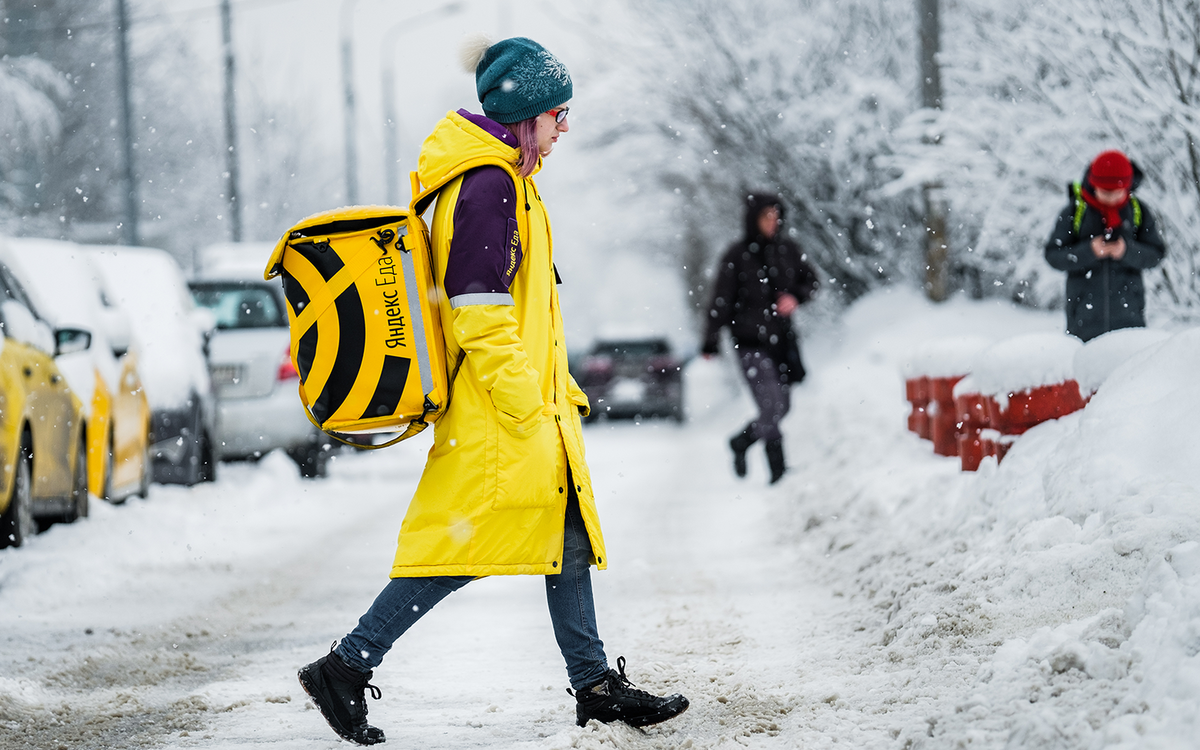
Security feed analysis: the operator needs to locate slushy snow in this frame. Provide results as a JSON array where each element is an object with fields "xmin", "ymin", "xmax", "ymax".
[{"xmin": 0, "ymin": 287, "xmax": 1197, "ymax": 749}]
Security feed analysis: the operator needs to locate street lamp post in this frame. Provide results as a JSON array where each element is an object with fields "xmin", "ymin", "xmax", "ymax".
[{"xmin": 381, "ymin": 3, "xmax": 465, "ymax": 206}]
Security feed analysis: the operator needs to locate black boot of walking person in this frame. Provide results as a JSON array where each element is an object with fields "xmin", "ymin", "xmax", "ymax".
[
  {"xmin": 572, "ymin": 657, "xmax": 690, "ymax": 728},
  {"xmin": 298, "ymin": 649, "xmax": 386, "ymax": 745},
  {"xmin": 729, "ymin": 428, "xmax": 758, "ymax": 478},
  {"xmin": 765, "ymin": 439, "xmax": 786, "ymax": 484}
]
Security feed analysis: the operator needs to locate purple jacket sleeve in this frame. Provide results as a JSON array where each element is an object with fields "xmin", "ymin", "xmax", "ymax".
[{"xmin": 444, "ymin": 166, "xmax": 522, "ymax": 307}]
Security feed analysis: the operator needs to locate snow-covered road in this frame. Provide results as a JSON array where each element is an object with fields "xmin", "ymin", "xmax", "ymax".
[
  {"xmin": 4, "ymin": 288, "xmax": 1199, "ymax": 749},
  {"xmin": 0, "ymin": 379, "xmax": 842, "ymax": 749}
]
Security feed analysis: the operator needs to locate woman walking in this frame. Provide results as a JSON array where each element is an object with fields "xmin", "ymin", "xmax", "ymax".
[{"xmin": 297, "ymin": 36, "xmax": 689, "ymax": 746}]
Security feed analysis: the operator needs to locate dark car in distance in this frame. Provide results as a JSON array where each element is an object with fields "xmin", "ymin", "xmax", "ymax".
[{"xmin": 576, "ymin": 338, "xmax": 684, "ymax": 423}]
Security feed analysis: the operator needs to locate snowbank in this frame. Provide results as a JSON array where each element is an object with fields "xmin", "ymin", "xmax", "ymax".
[
  {"xmin": 962, "ymin": 332, "xmax": 1081, "ymax": 407},
  {"xmin": 779, "ymin": 288, "xmax": 1200, "ymax": 748},
  {"xmin": 1074, "ymin": 327, "xmax": 1172, "ymax": 396}
]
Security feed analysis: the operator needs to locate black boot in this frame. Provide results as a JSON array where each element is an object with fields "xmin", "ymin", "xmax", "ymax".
[
  {"xmin": 729, "ymin": 428, "xmax": 757, "ymax": 479},
  {"xmin": 765, "ymin": 439, "xmax": 786, "ymax": 484},
  {"xmin": 572, "ymin": 656, "xmax": 689, "ymax": 728},
  {"xmin": 298, "ymin": 648, "xmax": 386, "ymax": 745}
]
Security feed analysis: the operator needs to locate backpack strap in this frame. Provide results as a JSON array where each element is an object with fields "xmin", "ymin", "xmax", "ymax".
[
  {"xmin": 1072, "ymin": 181, "xmax": 1143, "ymax": 234},
  {"xmin": 1071, "ymin": 182, "xmax": 1086, "ymax": 235}
]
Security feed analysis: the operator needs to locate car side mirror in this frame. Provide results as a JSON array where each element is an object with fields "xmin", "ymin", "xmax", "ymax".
[
  {"xmin": 189, "ymin": 306, "xmax": 217, "ymax": 359},
  {"xmin": 55, "ymin": 328, "xmax": 92, "ymax": 356}
]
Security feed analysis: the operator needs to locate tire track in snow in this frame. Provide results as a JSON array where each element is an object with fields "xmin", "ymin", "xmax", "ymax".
[{"xmin": 0, "ymin": 451, "xmax": 423, "ymax": 750}]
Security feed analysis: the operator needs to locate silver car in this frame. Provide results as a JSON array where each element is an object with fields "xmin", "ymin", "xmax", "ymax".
[{"xmin": 188, "ymin": 277, "xmax": 332, "ymax": 478}]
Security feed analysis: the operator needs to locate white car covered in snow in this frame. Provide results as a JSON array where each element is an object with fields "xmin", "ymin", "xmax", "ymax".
[
  {"xmin": 90, "ymin": 246, "xmax": 218, "ymax": 486},
  {"xmin": 189, "ymin": 243, "xmax": 332, "ymax": 478}
]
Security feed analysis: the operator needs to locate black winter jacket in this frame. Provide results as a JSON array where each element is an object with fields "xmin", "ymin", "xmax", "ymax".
[
  {"xmin": 1044, "ymin": 163, "xmax": 1166, "ymax": 342},
  {"xmin": 702, "ymin": 196, "xmax": 819, "ymax": 370}
]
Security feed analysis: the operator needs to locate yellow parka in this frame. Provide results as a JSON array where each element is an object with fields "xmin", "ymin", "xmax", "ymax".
[{"xmin": 390, "ymin": 110, "xmax": 606, "ymax": 578}]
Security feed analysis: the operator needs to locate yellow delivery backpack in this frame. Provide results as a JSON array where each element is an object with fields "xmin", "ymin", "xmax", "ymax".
[{"xmin": 264, "ymin": 203, "xmax": 462, "ymax": 448}]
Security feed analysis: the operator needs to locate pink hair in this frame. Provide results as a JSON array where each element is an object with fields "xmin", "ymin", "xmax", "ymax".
[{"xmin": 505, "ymin": 117, "xmax": 541, "ymax": 178}]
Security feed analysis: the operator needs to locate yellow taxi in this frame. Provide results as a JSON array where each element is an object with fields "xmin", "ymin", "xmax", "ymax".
[
  {"xmin": 0, "ymin": 260, "xmax": 88, "ymax": 548},
  {"xmin": 2, "ymin": 239, "xmax": 151, "ymax": 503},
  {"xmin": 87, "ymin": 348, "xmax": 152, "ymax": 501}
]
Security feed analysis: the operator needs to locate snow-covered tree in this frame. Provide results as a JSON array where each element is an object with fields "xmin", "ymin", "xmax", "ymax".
[
  {"xmin": 590, "ymin": 0, "xmax": 1200, "ymax": 330},
  {"xmin": 589, "ymin": 0, "xmax": 925, "ymax": 321},
  {"xmin": 892, "ymin": 0, "xmax": 1200, "ymax": 323},
  {"xmin": 0, "ymin": 0, "xmax": 340, "ymax": 264},
  {"xmin": 0, "ymin": 53, "xmax": 69, "ymax": 224}
]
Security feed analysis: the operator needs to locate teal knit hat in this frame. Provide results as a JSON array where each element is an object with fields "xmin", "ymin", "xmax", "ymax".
[{"xmin": 470, "ymin": 37, "xmax": 572, "ymax": 124}]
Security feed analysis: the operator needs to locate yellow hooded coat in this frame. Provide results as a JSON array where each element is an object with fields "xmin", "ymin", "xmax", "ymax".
[{"xmin": 390, "ymin": 111, "xmax": 606, "ymax": 577}]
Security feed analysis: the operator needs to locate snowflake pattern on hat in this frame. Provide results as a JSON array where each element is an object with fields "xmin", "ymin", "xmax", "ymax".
[
  {"xmin": 507, "ymin": 50, "xmax": 570, "ymax": 102},
  {"xmin": 477, "ymin": 38, "xmax": 572, "ymax": 123}
]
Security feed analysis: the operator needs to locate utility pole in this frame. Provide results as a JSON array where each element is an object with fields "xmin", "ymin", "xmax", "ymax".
[
  {"xmin": 114, "ymin": 0, "xmax": 139, "ymax": 245},
  {"xmin": 341, "ymin": 0, "xmax": 359, "ymax": 206},
  {"xmin": 919, "ymin": 0, "xmax": 949, "ymax": 302},
  {"xmin": 220, "ymin": 0, "xmax": 242, "ymax": 241}
]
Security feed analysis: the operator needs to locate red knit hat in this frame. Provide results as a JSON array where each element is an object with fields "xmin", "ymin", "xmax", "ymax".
[{"xmin": 1089, "ymin": 150, "xmax": 1133, "ymax": 191}]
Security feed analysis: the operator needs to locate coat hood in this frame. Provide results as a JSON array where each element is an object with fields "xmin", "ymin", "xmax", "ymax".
[
  {"xmin": 743, "ymin": 192, "xmax": 785, "ymax": 241},
  {"xmin": 416, "ymin": 110, "xmax": 529, "ymax": 201}
]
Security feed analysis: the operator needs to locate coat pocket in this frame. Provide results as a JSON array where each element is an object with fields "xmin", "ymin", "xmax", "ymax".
[{"xmin": 491, "ymin": 412, "xmax": 561, "ymax": 510}]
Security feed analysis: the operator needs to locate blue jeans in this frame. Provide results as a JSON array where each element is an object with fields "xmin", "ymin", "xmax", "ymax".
[{"xmin": 334, "ymin": 485, "xmax": 609, "ymax": 690}]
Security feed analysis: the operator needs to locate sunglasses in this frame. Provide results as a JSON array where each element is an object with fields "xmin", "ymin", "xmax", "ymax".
[{"xmin": 546, "ymin": 106, "xmax": 570, "ymax": 123}]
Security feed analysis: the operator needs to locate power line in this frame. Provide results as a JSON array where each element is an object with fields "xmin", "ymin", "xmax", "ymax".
[{"xmin": 1, "ymin": 0, "xmax": 303, "ymax": 42}]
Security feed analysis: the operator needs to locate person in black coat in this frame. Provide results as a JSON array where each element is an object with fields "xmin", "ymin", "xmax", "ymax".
[
  {"xmin": 702, "ymin": 193, "xmax": 819, "ymax": 484},
  {"xmin": 1044, "ymin": 150, "xmax": 1166, "ymax": 342}
]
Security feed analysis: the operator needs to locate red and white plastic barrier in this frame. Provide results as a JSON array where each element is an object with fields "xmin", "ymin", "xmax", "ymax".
[{"xmin": 907, "ymin": 329, "xmax": 1172, "ymax": 472}]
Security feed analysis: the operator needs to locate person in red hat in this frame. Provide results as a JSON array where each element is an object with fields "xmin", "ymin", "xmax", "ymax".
[{"xmin": 1044, "ymin": 150, "xmax": 1166, "ymax": 341}]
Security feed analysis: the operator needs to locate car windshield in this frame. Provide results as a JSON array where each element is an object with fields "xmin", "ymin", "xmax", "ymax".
[{"xmin": 190, "ymin": 283, "xmax": 285, "ymax": 329}]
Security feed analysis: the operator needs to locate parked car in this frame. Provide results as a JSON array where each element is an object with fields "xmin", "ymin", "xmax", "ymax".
[
  {"xmin": 89, "ymin": 246, "xmax": 218, "ymax": 486},
  {"xmin": 188, "ymin": 269, "xmax": 333, "ymax": 478},
  {"xmin": 3, "ymin": 239, "xmax": 152, "ymax": 502},
  {"xmin": 575, "ymin": 337, "xmax": 685, "ymax": 422},
  {"xmin": 0, "ymin": 254, "xmax": 88, "ymax": 548}
]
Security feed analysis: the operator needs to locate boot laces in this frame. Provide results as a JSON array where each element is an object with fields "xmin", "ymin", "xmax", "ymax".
[
  {"xmin": 610, "ymin": 656, "xmax": 657, "ymax": 701},
  {"xmin": 348, "ymin": 679, "xmax": 382, "ymax": 722},
  {"xmin": 364, "ymin": 682, "xmax": 382, "ymax": 701}
]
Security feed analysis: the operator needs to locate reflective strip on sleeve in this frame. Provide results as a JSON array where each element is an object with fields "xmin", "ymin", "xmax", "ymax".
[{"xmin": 450, "ymin": 292, "xmax": 515, "ymax": 308}]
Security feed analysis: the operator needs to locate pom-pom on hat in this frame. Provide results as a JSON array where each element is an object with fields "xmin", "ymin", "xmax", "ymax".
[
  {"xmin": 461, "ymin": 36, "xmax": 572, "ymax": 124},
  {"xmin": 1089, "ymin": 150, "xmax": 1134, "ymax": 191}
]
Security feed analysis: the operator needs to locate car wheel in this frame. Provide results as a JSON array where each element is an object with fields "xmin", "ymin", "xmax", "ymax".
[
  {"xmin": 103, "ymin": 430, "xmax": 124, "ymax": 505},
  {"xmin": 197, "ymin": 432, "xmax": 217, "ymax": 484},
  {"xmin": 0, "ymin": 439, "xmax": 35, "ymax": 548},
  {"xmin": 137, "ymin": 441, "xmax": 152, "ymax": 498},
  {"xmin": 290, "ymin": 441, "xmax": 330, "ymax": 479},
  {"xmin": 64, "ymin": 432, "xmax": 89, "ymax": 522}
]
